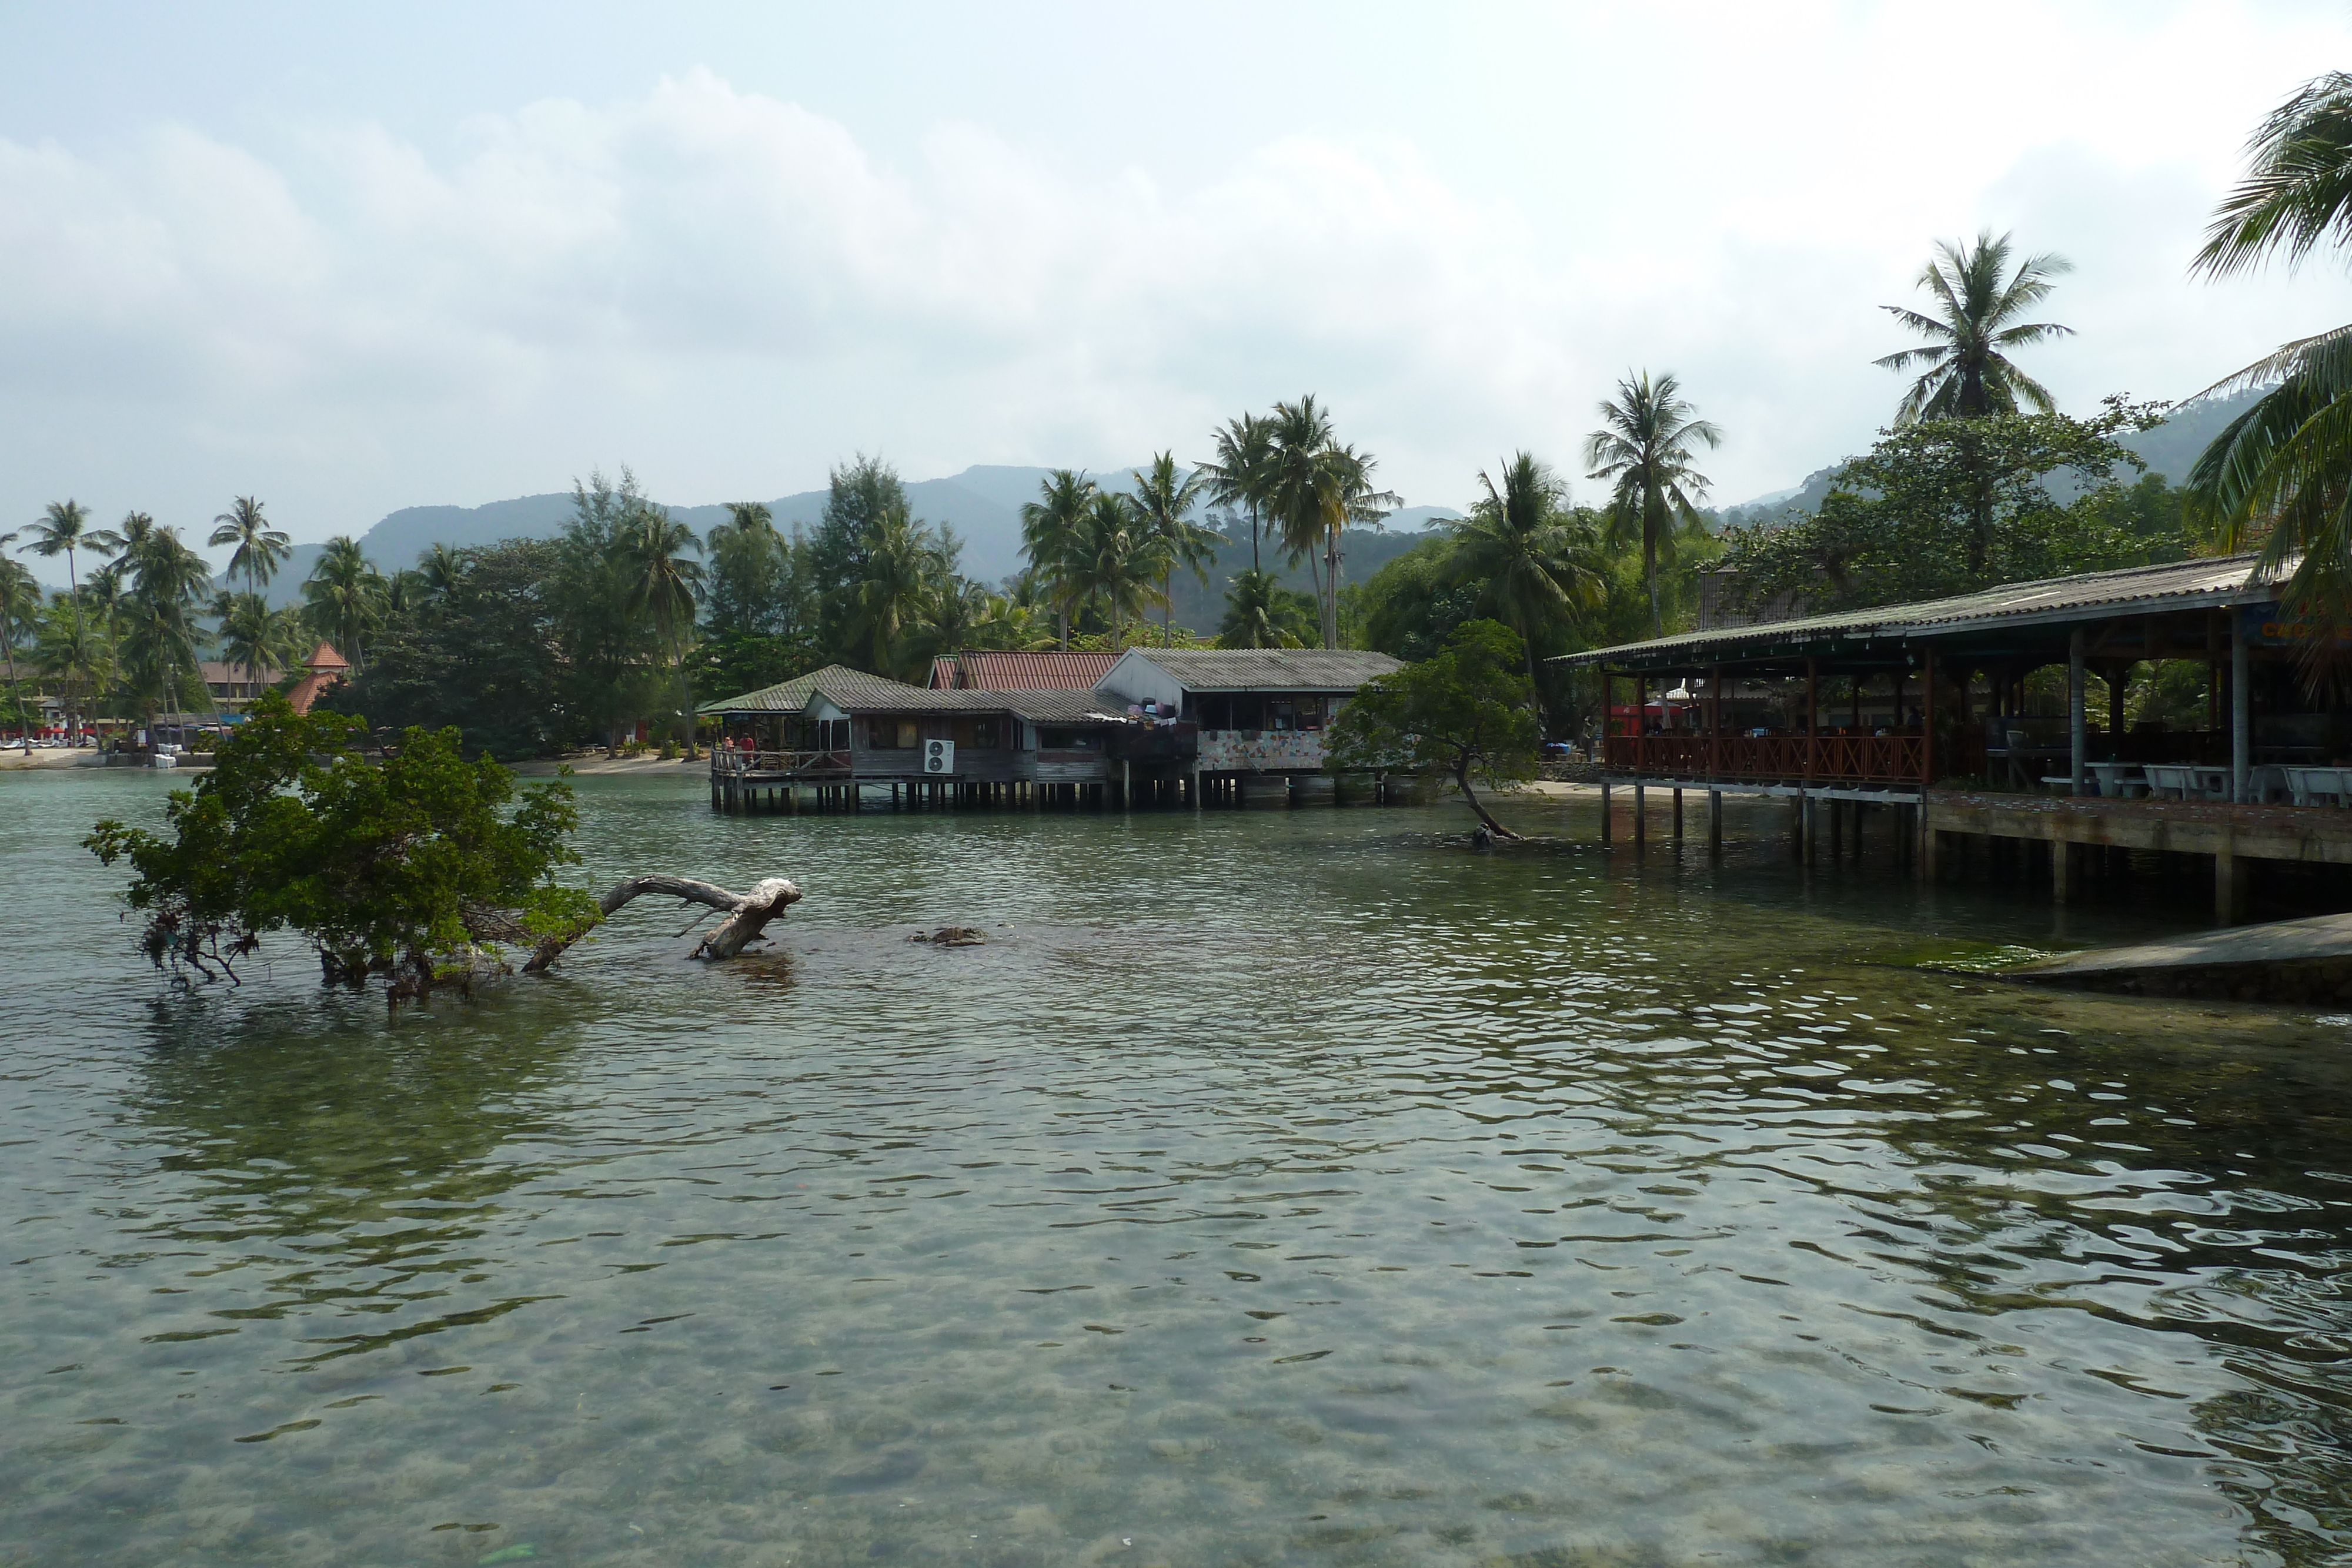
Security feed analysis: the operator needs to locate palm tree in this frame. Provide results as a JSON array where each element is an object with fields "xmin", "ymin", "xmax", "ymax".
[
  {"xmin": 1074, "ymin": 491, "xmax": 1165, "ymax": 651},
  {"xmin": 302, "ymin": 537, "xmax": 387, "ymax": 671},
  {"xmin": 1262, "ymin": 398, "xmax": 1398, "ymax": 648},
  {"xmin": 850, "ymin": 507, "xmax": 946, "ymax": 679},
  {"xmin": 2187, "ymin": 71, "xmax": 2352, "ymax": 632},
  {"xmin": 1019, "ymin": 470, "xmax": 1096, "ymax": 650},
  {"xmin": 417, "ymin": 541, "xmax": 469, "ymax": 600},
  {"xmin": 216, "ymin": 591, "xmax": 305, "ymax": 698},
  {"xmin": 1217, "ymin": 569, "xmax": 1315, "ymax": 648},
  {"xmin": 1584, "ymin": 370, "xmax": 1723, "ymax": 637},
  {"xmin": 1201, "ymin": 413, "xmax": 1276, "ymax": 574},
  {"xmin": 121, "ymin": 524, "xmax": 212, "ymax": 735},
  {"xmin": 615, "ymin": 506, "xmax": 705, "ymax": 754},
  {"xmin": 968, "ymin": 593, "xmax": 1056, "ymax": 652},
  {"xmin": 0, "ymin": 538, "xmax": 34, "ymax": 751},
  {"xmin": 202, "ymin": 497, "xmax": 289, "ymax": 701},
  {"xmin": 1450, "ymin": 453, "xmax": 1605, "ymax": 715},
  {"xmin": 1875, "ymin": 230, "xmax": 2073, "ymax": 420},
  {"xmin": 19, "ymin": 500, "xmax": 121, "ymax": 738},
  {"xmin": 1128, "ymin": 453, "xmax": 1215, "ymax": 646}
]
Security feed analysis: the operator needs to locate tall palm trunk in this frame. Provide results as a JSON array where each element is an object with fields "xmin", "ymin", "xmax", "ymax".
[{"xmin": 1322, "ymin": 527, "xmax": 1342, "ymax": 648}]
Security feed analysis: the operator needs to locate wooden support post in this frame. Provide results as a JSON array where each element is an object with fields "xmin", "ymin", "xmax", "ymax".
[
  {"xmin": 1801, "ymin": 791, "xmax": 1816, "ymax": 862},
  {"xmin": 1829, "ymin": 797, "xmax": 1843, "ymax": 859},
  {"xmin": 2215, "ymin": 836, "xmax": 2247, "ymax": 925},
  {"xmin": 2231, "ymin": 612, "xmax": 2250, "ymax": 804},
  {"xmin": 1633, "ymin": 784, "xmax": 1646, "ymax": 847},
  {"xmin": 1601, "ymin": 781, "xmax": 1612, "ymax": 842},
  {"xmin": 2068, "ymin": 628, "xmax": 2087, "ymax": 796},
  {"xmin": 1708, "ymin": 788, "xmax": 1722, "ymax": 860},
  {"xmin": 1672, "ymin": 787, "xmax": 1683, "ymax": 841},
  {"xmin": 2053, "ymin": 837, "xmax": 2076, "ymax": 904}
]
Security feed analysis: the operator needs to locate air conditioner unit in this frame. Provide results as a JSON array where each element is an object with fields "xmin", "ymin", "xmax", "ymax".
[{"xmin": 924, "ymin": 738, "xmax": 954, "ymax": 775}]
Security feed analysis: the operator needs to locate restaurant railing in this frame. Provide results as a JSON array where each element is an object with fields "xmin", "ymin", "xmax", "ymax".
[
  {"xmin": 711, "ymin": 748, "xmax": 851, "ymax": 776},
  {"xmin": 1602, "ymin": 733, "xmax": 1927, "ymax": 785}
]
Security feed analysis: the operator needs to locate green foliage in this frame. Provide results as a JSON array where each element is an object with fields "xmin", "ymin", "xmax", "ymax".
[
  {"xmin": 1217, "ymin": 568, "xmax": 1318, "ymax": 648},
  {"xmin": 2186, "ymin": 72, "xmax": 2352, "ymax": 638},
  {"xmin": 1874, "ymin": 230, "xmax": 2073, "ymax": 421},
  {"xmin": 1720, "ymin": 399, "xmax": 2175, "ymax": 613},
  {"xmin": 1584, "ymin": 372, "xmax": 1721, "ymax": 636},
  {"xmin": 86, "ymin": 692, "xmax": 596, "ymax": 995},
  {"xmin": 1326, "ymin": 619, "xmax": 1540, "ymax": 835},
  {"xmin": 326, "ymin": 540, "xmax": 572, "ymax": 757}
]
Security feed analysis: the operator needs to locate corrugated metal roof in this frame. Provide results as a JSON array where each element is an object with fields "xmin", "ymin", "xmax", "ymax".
[
  {"xmin": 1118, "ymin": 648, "xmax": 1405, "ymax": 691},
  {"xmin": 1553, "ymin": 553, "xmax": 2282, "ymax": 667},
  {"xmin": 998, "ymin": 690, "xmax": 1132, "ymax": 724},
  {"xmin": 699, "ymin": 665, "xmax": 933, "ymax": 714},
  {"xmin": 954, "ymin": 650, "xmax": 1120, "ymax": 690},
  {"xmin": 700, "ymin": 666, "xmax": 1131, "ymax": 722}
]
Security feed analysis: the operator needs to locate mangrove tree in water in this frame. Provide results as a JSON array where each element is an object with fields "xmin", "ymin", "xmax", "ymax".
[
  {"xmin": 85, "ymin": 693, "xmax": 799, "ymax": 998},
  {"xmin": 1325, "ymin": 618, "xmax": 1541, "ymax": 840}
]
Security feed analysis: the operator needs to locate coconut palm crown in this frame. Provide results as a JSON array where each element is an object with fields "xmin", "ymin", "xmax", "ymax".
[
  {"xmin": 1583, "ymin": 371, "xmax": 1722, "ymax": 637},
  {"xmin": 1875, "ymin": 230, "xmax": 2073, "ymax": 421},
  {"xmin": 2187, "ymin": 71, "xmax": 2352, "ymax": 636}
]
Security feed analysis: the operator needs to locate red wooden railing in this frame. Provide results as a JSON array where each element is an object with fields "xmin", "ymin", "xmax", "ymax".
[{"xmin": 1602, "ymin": 733, "xmax": 1927, "ymax": 784}]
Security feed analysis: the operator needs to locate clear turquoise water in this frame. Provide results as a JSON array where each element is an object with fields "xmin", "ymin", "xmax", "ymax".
[{"xmin": 4, "ymin": 768, "xmax": 2351, "ymax": 1567}]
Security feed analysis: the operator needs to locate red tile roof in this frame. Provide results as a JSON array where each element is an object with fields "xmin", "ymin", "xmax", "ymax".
[{"xmin": 951, "ymin": 651, "xmax": 1119, "ymax": 690}]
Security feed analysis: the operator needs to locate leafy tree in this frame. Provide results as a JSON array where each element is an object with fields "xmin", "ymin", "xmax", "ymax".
[
  {"xmin": 1875, "ymin": 230, "xmax": 2073, "ymax": 420},
  {"xmin": 1325, "ymin": 619, "xmax": 1541, "ymax": 838},
  {"xmin": 809, "ymin": 455, "xmax": 907, "ymax": 657},
  {"xmin": 303, "ymin": 536, "xmax": 387, "ymax": 670},
  {"xmin": 2187, "ymin": 69, "xmax": 2352, "ymax": 631},
  {"xmin": 1019, "ymin": 469, "xmax": 1096, "ymax": 650},
  {"xmin": 1356, "ymin": 536, "xmax": 1487, "ymax": 661},
  {"xmin": 1130, "ymin": 452, "xmax": 1215, "ymax": 646},
  {"xmin": 553, "ymin": 469, "xmax": 665, "ymax": 753},
  {"xmin": 1217, "ymin": 567, "xmax": 1317, "ymax": 648},
  {"xmin": 328, "ymin": 539, "xmax": 570, "ymax": 757},
  {"xmin": 1584, "ymin": 370, "xmax": 1721, "ymax": 636},
  {"xmin": 1449, "ymin": 453, "xmax": 1604, "ymax": 717},
  {"xmin": 1720, "ymin": 399, "xmax": 2170, "ymax": 613},
  {"xmin": 87, "ymin": 692, "xmax": 597, "ymax": 999},
  {"xmin": 698, "ymin": 502, "xmax": 820, "ymax": 700}
]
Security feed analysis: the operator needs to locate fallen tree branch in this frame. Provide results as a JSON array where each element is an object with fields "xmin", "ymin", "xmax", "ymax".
[{"xmin": 518, "ymin": 874, "xmax": 803, "ymax": 973}]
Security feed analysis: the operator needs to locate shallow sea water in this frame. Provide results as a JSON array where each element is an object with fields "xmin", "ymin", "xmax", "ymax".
[{"xmin": 5, "ymin": 768, "xmax": 2352, "ymax": 1567}]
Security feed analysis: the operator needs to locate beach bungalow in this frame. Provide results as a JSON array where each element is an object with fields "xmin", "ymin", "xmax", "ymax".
[
  {"xmin": 700, "ymin": 665, "xmax": 1135, "ymax": 809},
  {"xmin": 1094, "ymin": 648, "xmax": 1403, "ymax": 788}
]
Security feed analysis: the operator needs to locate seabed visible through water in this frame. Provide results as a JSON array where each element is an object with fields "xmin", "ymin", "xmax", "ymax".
[{"xmin": 4, "ymin": 767, "xmax": 2350, "ymax": 1567}]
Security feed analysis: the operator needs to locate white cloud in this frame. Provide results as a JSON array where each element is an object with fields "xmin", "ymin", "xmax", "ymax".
[{"xmin": 0, "ymin": 28, "xmax": 2346, "ymax": 564}]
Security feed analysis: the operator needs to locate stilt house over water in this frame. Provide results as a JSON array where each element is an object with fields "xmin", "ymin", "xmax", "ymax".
[
  {"xmin": 701, "ymin": 647, "xmax": 1405, "ymax": 813},
  {"xmin": 1555, "ymin": 552, "xmax": 2352, "ymax": 922}
]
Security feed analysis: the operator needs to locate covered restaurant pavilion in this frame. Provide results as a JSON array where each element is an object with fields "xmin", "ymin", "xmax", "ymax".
[
  {"xmin": 1555, "ymin": 553, "xmax": 2316, "ymax": 804},
  {"xmin": 1552, "ymin": 554, "xmax": 2352, "ymax": 922}
]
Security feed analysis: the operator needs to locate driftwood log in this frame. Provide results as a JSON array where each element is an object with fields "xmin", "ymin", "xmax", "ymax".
[{"xmin": 516, "ymin": 874, "xmax": 803, "ymax": 973}]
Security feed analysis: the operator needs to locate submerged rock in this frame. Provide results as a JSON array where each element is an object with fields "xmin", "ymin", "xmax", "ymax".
[{"xmin": 909, "ymin": 926, "xmax": 987, "ymax": 947}]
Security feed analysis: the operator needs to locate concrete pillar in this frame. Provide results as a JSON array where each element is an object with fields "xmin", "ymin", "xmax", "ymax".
[
  {"xmin": 1801, "ymin": 793, "xmax": 1816, "ymax": 862},
  {"xmin": 1707, "ymin": 789, "xmax": 1723, "ymax": 860},
  {"xmin": 1601, "ymin": 782, "xmax": 1612, "ymax": 841},
  {"xmin": 2231, "ymin": 613, "xmax": 2251, "ymax": 804},
  {"xmin": 1633, "ymin": 784, "xmax": 1646, "ymax": 847},
  {"xmin": 2053, "ymin": 838, "xmax": 2076, "ymax": 904},
  {"xmin": 1672, "ymin": 787, "xmax": 1684, "ymax": 842}
]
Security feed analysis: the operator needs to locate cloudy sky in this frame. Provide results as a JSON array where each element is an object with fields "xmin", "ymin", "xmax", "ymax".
[{"xmin": 4, "ymin": 1, "xmax": 2348, "ymax": 567}]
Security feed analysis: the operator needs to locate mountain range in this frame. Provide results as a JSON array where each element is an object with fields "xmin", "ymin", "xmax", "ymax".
[{"xmin": 256, "ymin": 465, "xmax": 1465, "ymax": 605}]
